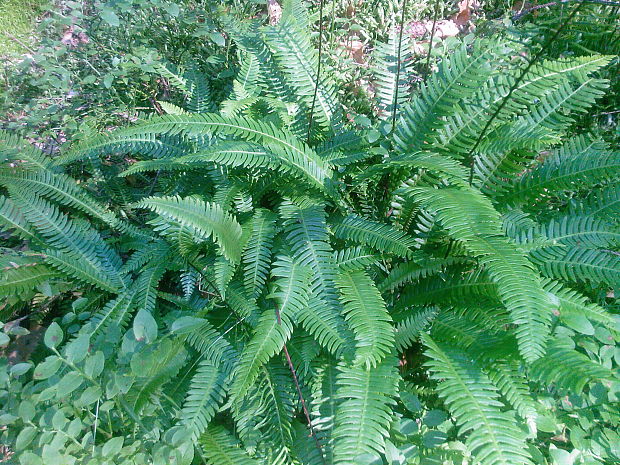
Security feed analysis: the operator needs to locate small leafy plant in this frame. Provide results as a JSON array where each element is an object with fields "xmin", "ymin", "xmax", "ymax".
[{"xmin": 1, "ymin": 2, "xmax": 619, "ymax": 465}]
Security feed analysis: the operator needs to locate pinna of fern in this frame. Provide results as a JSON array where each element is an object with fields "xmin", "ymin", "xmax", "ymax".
[{"xmin": 0, "ymin": 8, "xmax": 619, "ymax": 465}]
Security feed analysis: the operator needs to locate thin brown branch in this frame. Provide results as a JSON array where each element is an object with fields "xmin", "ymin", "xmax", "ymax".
[{"xmin": 274, "ymin": 305, "xmax": 326, "ymax": 465}]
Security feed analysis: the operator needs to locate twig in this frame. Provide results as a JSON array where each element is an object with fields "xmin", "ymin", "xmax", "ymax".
[
  {"xmin": 391, "ymin": 0, "xmax": 409, "ymax": 132},
  {"xmin": 2, "ymin": 32, "xmax": 36, "ymax": 54},
  {"xmin": 513, "ymin": 0, "xmax": 620, "ymax": 20},
  {"xmin": 274, "ymin": 305, "xmax": 326, "ymax": 465},
  {"xmin": 307, "ymin": 0, "xmax": 326, "ymax": 143},
  {"xmin": 467, "ymin": 2, "xmax": 585, "ymax": 185}
]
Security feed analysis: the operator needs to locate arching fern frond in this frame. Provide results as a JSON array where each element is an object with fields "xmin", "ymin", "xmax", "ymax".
[{"xmin": 136, "ymin": 195, "xmax": 243, "ymax": 263}]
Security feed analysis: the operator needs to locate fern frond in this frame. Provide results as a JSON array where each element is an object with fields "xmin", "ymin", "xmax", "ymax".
[
  {"xmin": 335, "ymin": 270, "xmax": 394, "ymax": 368},
  {"xmin": 423, "ymin": 336, "xmax": 533, "ymax": 465},
  {"xmin": 181, "ymin": 361, "xmax": 229, "ymax": 440},
  {"xmin": 394, "ymin": 44, "xmax": 495, "ymax": 153},
  {"xmin": 332, "ymin": 357, "xmax": 399, "ymax": 464},
  {"xmin": 268, "ymin": 255, "xmax": 312, "ymax": 317},
  {"xmin": 200, "ymin": 425, "xmax": 258, "ymax": 465},
  {"xmin": 264, "ymin": 18, "xmax": 342, "ymax": 132},
  {"xmin": 88, "ymin": 289, "xmax": 137, "ymax": 336},
  {"xmin": 137, "ymin": 195, "xmax": 243, "ymax": 262},
  {"xmin": 569, "ymin": 185, "xmax": 620, "ymax": 224},
  {"xmin": 230, "ymin": 307, "xmax": 292, "ymax": 403},
  {"xmin": 530, "ymin": 246, "xmax": 620, "ymax": 287},
  {"xmin": 407, "ymin": 186, "xmax": 553, "ymax": 361},
  {"xmin": 542, "ymin": 279, "xmax": 616, "ymax": 328},
  {"xmin": 394, "ymin": 307, "xmax": 437, "ymax": 352},
  {"xmin": 0, "ymin": 129, "xmax": 52, "ymax": 169},
  {"xmin": 296, "ymin": 297, "xmax": 350, "ymax": 357},
  {"xmin": 529, "ymin": 339, "xmax": 613, "ymax": 392},
  {"xmin": 517, "ymin": 215, "xmax": 620, "ymax": 248},
  {"xmin": 332, "ymin": 214, "xmax": 417, "ymax": 257},
  {"xmin": 0, "ymin": 253, "xmax": 59, "ymax": 297},
  {"xmin": 372, "ymin": 29, "xmax": 413, "ymax": 119},
  {"xmin": 0, "ymin": 196, "xmax": 38, "ymax": 241},
  {"xmin": 57, "ymin": 132, "xmax": 191, "ymax": 166},
  {"xmin": 0, "ymin": 169, "xmax": 121, "ymax": 230},
  {"xmin": 486, "ymin": 360, "xmax": 537, "ymax": 430},
  {"xmin": 333, "ymin": 247, "xmax": 379, "ymax": 272},
  {"xmin": 501, "ymin": 136, "xmax": 620, "ymax": 204}
]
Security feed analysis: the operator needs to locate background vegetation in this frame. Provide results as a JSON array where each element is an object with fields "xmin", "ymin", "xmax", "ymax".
[{"xmin": 0, "ymin": 1, "xmax": 618, "ymax": 464}]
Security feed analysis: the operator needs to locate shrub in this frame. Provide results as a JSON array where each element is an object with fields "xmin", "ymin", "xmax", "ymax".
[{"xmin": 0, "ymin": 3, "xmax": 618, "ymax": 465}]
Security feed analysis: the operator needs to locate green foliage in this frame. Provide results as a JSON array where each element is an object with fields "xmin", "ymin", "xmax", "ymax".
[{"xmin": 0, "ymin": 4, "xmax": 619, "ymax": 465}]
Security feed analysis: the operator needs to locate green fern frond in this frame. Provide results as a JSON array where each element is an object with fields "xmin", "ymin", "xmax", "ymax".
[
  {"xmin": 394, "ymin": 44, "xmax": 495, "ymax": 153},
  {"xmin": 394, "ymin": 307, "xmax": 437, "ymax": 352},
  {"xmin": 334, "ymin": 247, "xmax": 379, "ymax": 272},
  {"xmin": 486, "ymin": 361, "xmax": 537, "ymax": 429},
  {"xmin": 264, "ymin": 17, "xmax": 342, "ymax": 132},
  {"xmin": 378, "ymin": 256, "xmax": 468, "ymax": 292},
  {"xmin": 10, "ymin": 194, "xmax": 125, "ymax": 291},
  {"xmin": 332, "ymin": 214, "xmax": 417, "ymax": 257},
  {"xmin": 501, "ymin": 136, "xmax": 620, "ymax": 204},
  {"xmin": 88, "ymin": 289, "xmax": 137, "ymax": 336},
  {"xmin": 57, "ymin": 132, "xmax": 191, "ymax": 166},
  {"xmin": 137, "ymin": 195, "xmax": 244, "ymax": 263},
  {"xmin": 181, "ymin": 361, "xmax": 229, "ymax": 440},
  {"xmin": 0, "ymin": 129, "xmax": 52, "ymax": 170},
  {"xmin": 530, "ymin": 246, "xmax": 620, "ymax": 287},
  {"xmin": 200, "ymin": 425, "xmax": 259, "ymax": 465},
  {"xmin": 0, "ymin": 169, "xmax": 121, "ymax": 230},
  {"xmin": 518, "ymin": 215, "xmax": 620, "ymax": 248},
  {"xmin": 0, "ymin": 253, "xmax": 59, "ymax": 297},
  {"xmin": 0, "ymin": 196, "xmax": 38, "ymax": 241},
  {"xmin": 529, "ymin": 339, "xmax": 613, "ymax": 392},
  {"xmin": 296, "ymin": 297, "xmax": 350, "ymax": 357},
  {"xmin": 423, "ymin": 335, "xmax": 533, "ymax": 465},
  {"xmin": 332, "ymin": 357, "xmax": 399, "ymax": 464},
  {"xmin": 569, "ymin": 185, "xmax": 620, "ymax": 224},
  {"xmin": 335, "ymin": 270, "xmax": 394, "ymax": 368},
  {"xmin": 230, "ymin": 307, "xmax": 292, "ymax": 403},
  {"xmin": 407, "ymin": 186, "xmax": 553, "ymax": 361},
  {"xmin": 268, "ymin": 255, "xmax": 312, "ymax": 317},
  {"xmin": 542, "ymin": 279, "xmax": 616, "ymax": 328},
  {"xmin": 372, "ymin": 29, "xmax": 413, "ymax": 119}
]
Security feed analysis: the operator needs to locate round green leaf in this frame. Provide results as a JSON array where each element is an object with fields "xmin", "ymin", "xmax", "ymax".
[{"xmin": 44, "ymin": 323, "xmax": 63, "ymax": 349}]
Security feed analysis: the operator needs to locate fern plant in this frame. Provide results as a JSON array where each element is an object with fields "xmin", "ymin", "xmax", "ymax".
[{"xmin": 1, "ymin": 3, "xmax": 619, "ymax": 465}]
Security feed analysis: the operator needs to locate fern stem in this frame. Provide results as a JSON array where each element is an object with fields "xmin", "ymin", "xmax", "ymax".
[
  {"xmin": 275, "ymin": 305, "xmax": 326, "ymax": 465},
  {"xmin": 307, "ymin": 0, "xmax": 326, "ymax": 143},
  {"xmin": 467, "ymin": 1, "xmax": 585, "ymax": 185},
  {"xmin": 391, "ymin": 0, "xmax": 409, "ymax": 132},
  {"xmin": 424, "ymin": 0, "xmax": 441, "ymax": 82}
]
